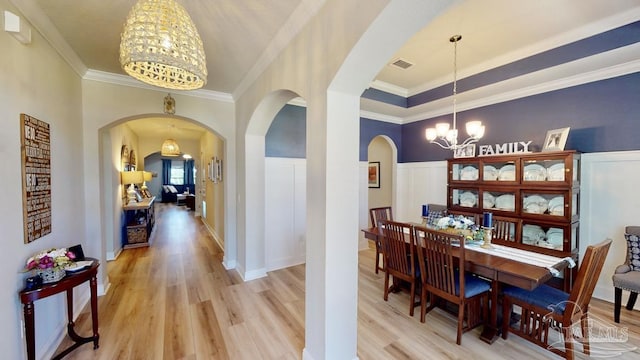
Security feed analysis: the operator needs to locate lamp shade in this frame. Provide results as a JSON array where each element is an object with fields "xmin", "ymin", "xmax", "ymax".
[
  {"xmin": 121, "ymin": 171, "xmax": 144, "ymax": 185},
  {"xmin": 161, "ymin": 138, "xmax": 180, "ymax": 156},
  {"xmin": 119, "ymin": 0, "xmax": 207, "ymax": 90},
  {"xmin": 143, "ymin": 171, "xmax": 153, "ymax": 182}
]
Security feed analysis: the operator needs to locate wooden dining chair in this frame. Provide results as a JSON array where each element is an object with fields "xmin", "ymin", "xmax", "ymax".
[
  {"xmin": 613, "ymin": 226, "xmax": 640, "ymax": 323},
  {"xmin": 370, "ymin": 206, "xmax": 393, "ymax": 273},
  {"xmin": 491, "ymin": 216, "xmax": 521, "ymax": 243},
  {"xmin": 377, "ymin": 219, "xmax": 420, "ymax": 316},
  {"xmin": 502, "ymin": 239, "xmax": 612, "ymax": 360},
  {"xmin": 414, "ymin": 225, "xmax": 490, "ymax": 345}
]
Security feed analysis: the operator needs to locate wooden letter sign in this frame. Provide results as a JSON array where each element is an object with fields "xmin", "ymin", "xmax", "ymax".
[{"xmin": 20, "ymin": 114, "xmax": 52, "ymax": 243}]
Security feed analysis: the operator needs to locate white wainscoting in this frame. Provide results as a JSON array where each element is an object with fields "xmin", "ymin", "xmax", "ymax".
[
  {"xmin": 395, "ymin": 161, "xmax": 448, "ymax": 223},
  {"xmin": 581, "ymin": 150, "xmax": 640, "ymax": 306},
  {"xmin": 273, "ymin": 152, "xmax": 637, "ymax": 309},
  {"xmin": 265, "ymin": 157, "xmax": 307, "ymax": 271},
  {"xmin": 386, "ymin": 152, "xmax": 640, "ymax": 308}
]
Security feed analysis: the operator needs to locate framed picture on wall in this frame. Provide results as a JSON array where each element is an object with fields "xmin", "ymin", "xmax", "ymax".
[
  {"xmin": 368, "ymin": 161, "xmax": 380, "ymax": 188},
  {"xmin": 453, "ymin": 144, "xmax": 476, "ymax": 158},
  {"xmin": 542, "ymin": 127, "xmax": 570, "ymax": 152}
]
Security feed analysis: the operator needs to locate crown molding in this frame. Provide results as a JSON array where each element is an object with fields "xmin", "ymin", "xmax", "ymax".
[
  {"xmin": 401, "ymin": 43, "xmax": 640, "ymax": 124},
  {"xmin": 10, "ymin": 0, "xmax": 87, "ymax": 77},
  {"xmin": 360, "ymin": 110, "xmax": 403, "ymax": 124},
  {"xmin": 406, "ymin": 6, "xmax": 640, "ymax": 97},
  {"xmin": 83, "ymin": 70, "xmax": 234, "ymax": 103},
  {"xmin": 368, "ymin": 80, "xmax": 409, "ymax": 97}
]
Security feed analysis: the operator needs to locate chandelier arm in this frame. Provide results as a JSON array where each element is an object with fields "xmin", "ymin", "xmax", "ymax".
[
  {"xmin": 429, "ymin": 139, "xmax": 453, "ymax": 149},
  {"xmin": 459, "ymin": 137, "xmax": 479, "ymax": 147}
]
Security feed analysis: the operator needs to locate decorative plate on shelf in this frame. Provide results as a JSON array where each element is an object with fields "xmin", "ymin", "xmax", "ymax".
[
  {"xmin": 523, "ymin": 195, "xmax": 548, "ymax": 214},
  {"xmin": 498, "ymin": 165, "xmax": 516, "ymax": 181},
  {"xmin": 495, "ymin": 194, "xmax": 515, "ymax": 211},
  {"xmin": 523, "ymin": 224, "xmax": 545, "ymax": 244},
  {"xmin": 459, "ymin": 191, "xmax": 477, "ymax": 207},
  {"xmin": 523, "ymin": 163, "xmax": 547, "ymax": 181},
  {"xmin": 460, "ymin": 166, "xmax": 479, "ymax": 181},
  {"xmin": 483, "ymin": 165, "xmax": 498, "ymax": 181},
  {"xmin": 546, "ymin": 228, "xmax": 564, "ymax": 249},
  {"xmin": 548, "ymin": 196, "xmax": 565, "ymax": 216},
  {"xmin": 547, "ymin": 163, "xmax": 565, "ymax": 181},
  {"xmin": 483, "ymin": 192, "xmax": 495, "ymax": 209}
]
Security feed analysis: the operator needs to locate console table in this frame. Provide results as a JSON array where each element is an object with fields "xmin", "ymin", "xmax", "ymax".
[{"xmin": 19, "ymin": 259, "xmax": 100, "ymax": 360}]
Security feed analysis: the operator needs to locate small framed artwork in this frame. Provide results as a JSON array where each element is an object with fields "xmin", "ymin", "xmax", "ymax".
[
  {"xmin": 215, "ymin": 158, "xmax": 223, "ymax": 182},
  {"xmin": 542, "ymin": 127, "xmax": 570, "ymax": 152},
  {"xmin": 211, "ymin": 157, "xmax": 218, "ymax": 183},
  {"xmin": 368, "ymin": 161, "xmax": 380, "ymax": 188},
  {"xmin": 453, "ymin": 144, "xmax": 476, "ymax": 158}
]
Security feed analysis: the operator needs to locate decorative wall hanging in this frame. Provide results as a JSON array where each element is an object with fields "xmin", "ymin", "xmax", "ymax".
[
  {"xmin": 20, "ymin": 114, "xmax": 52, "ymax": 243},
  {"xmin": 368, "ymin": 161, "xmax": 380, "ymax": 188},
  {"xmin": 164, "ymin": 94, "xmax": 175, "ymax": 114}
]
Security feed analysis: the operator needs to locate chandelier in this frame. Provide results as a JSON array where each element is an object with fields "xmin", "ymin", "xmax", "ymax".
[
  {"xmin": 425, "ymin": 35, "xmax": 484, "ymax": 150},
  {"xmin": 119, "ymin": 0, "xmax": 208, "ymax": 90},
  {"xmin": 161, "ymin": 138, "xmax": 181, "ymax": 156}
]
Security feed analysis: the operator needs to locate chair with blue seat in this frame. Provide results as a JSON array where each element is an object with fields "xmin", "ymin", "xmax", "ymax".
[
  {"xmin": 502, "ymin": 239, "xmax": 612, "ymax": 360},
  {"xmin": 613, "ymin": 226, "xmax": 640, "ymax": 323},
  {"xmin": 377, "ymin": 219, "xmax": 420, "ymax": 316},
  {"xmin": 414, "ymin": 225, "xmax": 490, "ymax": 345}
]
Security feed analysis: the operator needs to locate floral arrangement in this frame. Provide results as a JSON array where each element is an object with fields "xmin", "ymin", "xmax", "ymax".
[
  {"xmin": 435, "ymin": 215, "xmax": 476, "ymax": 230},
  {"xmin": 25, "ymin": 248, "xmax": 76, "ymax": 271},
  {"xmin": 435, "ymin": 215, "xmax": 483, "ymax": 241}
]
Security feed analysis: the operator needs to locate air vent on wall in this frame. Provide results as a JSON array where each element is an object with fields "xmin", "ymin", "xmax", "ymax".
[{"xmin": 390, "ymin": 58, "xmax": 413, "ymax": 70}]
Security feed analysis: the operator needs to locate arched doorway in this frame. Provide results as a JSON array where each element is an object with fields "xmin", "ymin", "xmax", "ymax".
[
  {"xmin": 367, "ymin": 135, "xmax": 398, "ymax": 224},
  {"xmin": 98, "ymin": 114, "xmax": 226, "ymax": 263}
]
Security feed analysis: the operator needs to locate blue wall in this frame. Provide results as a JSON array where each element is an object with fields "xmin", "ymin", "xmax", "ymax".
[
  {"xmin": 266, "ymin": 104, "xmax": 306, "ymax": 158},
  {"xmin": 402, "ymin": 72, "xmax": 640, "ymax": 162}
]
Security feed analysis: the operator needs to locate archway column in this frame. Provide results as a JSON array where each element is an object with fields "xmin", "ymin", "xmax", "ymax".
[{"xmin": 304, "ymin": 91, "xmax": 360, "ymax": 360}]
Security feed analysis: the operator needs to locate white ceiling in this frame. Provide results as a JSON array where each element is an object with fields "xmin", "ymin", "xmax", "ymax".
[{"xmin": 13, "ymin": 0, "xmax": 640, "ymax": 137}]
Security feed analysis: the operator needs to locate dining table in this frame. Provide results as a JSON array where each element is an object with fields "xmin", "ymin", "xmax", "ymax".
[{"xmin": 362, "ymin": 225, "xmax": 573, "ymax": 344}]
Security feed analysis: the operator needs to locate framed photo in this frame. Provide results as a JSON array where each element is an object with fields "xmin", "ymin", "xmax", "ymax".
[
  {"xmin": 453, "ymin": 144, "xmax": 476, "ymax": 158},
  {"xmin": 368, "ymin": 161, "xmax": 380, "ymax": 188},
  {"xmin": 210, "ymin": 158, "xmax": 217, "ymax": 183},
  {"xmin": 215, "ymin": 158, "xmax": 223, "ymax": 182},
  {"xmin": 542, "ymin": 127, "xmax": 570, "ymax": 152}
]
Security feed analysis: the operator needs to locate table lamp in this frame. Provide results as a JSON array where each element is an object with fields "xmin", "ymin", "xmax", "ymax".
[{"xmin": 121, "ymin": 171, "xmax": 143, "ymax": 204}]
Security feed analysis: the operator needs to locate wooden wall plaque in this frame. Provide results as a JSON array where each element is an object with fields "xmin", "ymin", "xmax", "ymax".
[{"xmin": 20, "ymin": 114, "xmax": 52, "ymax": 243}]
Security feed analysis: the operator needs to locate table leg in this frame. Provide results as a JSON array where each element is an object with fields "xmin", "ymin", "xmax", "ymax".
[
  {"xmin": 90, "ymin": 275, "xmax": 100, "ymax": 348},
  {"xmin": 24, "ymin": 302, "xmax": 35, "ymax": 360},
  {"xmin": 480, "ymin": 279, "xmax": 500, "ymax": 344}
]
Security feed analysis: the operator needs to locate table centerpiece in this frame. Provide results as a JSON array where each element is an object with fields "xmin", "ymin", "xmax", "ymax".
[{"xmin": 434, "ymin": 215, "xmax": 484, "ymax": 242}]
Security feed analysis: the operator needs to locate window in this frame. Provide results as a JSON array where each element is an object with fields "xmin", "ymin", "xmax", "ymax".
[{"xmin": 170, "ymin": 161, "xmax": 184, "ymax": 185}]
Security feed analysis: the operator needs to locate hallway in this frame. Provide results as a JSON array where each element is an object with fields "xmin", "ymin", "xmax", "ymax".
[
  {"xmin": 55, "ymin": 203, "xmax": 640, "ymax": 359},
  {"xmin": 55, "ymin": 204, "xmax": 305, "ymax": 359}
]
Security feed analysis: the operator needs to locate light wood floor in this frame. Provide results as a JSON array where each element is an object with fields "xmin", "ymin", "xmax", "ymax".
[{"xmin": 56, "ymin": 203, "xmax": 640, "ymax": 359}]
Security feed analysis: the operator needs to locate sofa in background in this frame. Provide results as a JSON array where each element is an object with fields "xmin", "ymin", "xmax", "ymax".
[{"xmin": 161, "ymin": 184, "xmax": 195, "ymax": 203}]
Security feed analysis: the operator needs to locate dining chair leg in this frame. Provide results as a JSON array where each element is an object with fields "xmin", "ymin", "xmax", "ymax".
[
  {"xmin": 626, "ymin": 291, "xmax": 638, "ymax": 310},
  {"xmin": 409, "ymin": 282, "xmax": 416, "ymax": 316},
  {"xmin": 614, "ymin": 287, "xmax": 622, "ymax": 323},
  {"xmin": 563, "ymin": 326, "xmax": 575, "ymax": 360},
  {"xmin": 581, "ymin": 313, "xmax": 590, "ymax": 356},
  {"xmin": 383, "ymin": 272, "xmax": 390, "ymax": 301},
  {"xmin": 456, "ymin": 303, "xmax": 464, "ymax": 345},
  {"xmin": 420, "ymin": 287, "xmax": 427, "ymax": 323}
]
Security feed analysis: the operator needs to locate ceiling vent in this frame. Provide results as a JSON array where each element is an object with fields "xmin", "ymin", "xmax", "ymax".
[{"xmin": 390, "ymin": 58, "xmax": 413, "ymax": 70}]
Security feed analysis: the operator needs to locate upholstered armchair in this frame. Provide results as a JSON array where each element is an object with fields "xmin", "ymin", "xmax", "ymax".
[{"xmin": 613, "ymin": 226, "xmax": 640, "ymax": 323}]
